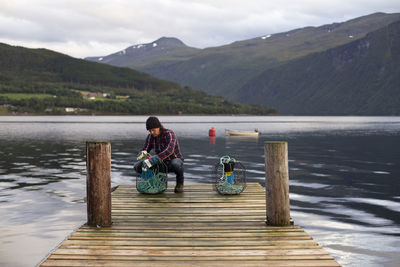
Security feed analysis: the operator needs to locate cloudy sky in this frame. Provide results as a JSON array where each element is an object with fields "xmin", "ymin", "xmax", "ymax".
[{"xmin": 1, "ymin": 0, "xmax": 399, "ymax": 58}]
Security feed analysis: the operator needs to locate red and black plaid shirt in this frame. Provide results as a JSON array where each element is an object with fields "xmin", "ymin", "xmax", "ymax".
[{"xmin": 141, "ymin": 128, "xmax": 183, "ymax": 162}]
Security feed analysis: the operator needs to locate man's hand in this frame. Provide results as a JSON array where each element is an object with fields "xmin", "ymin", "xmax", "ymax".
[
  {"xmin": 144, "ymin": 155, "xmax": 161, "ymax": 168},
  {"xmin": 137, "ymin": 150, "xmax": 148, "ymax": 160}
]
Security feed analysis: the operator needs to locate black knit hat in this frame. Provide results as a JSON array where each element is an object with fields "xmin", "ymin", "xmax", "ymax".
[{"xmin": 146, "ymin": 116, "xmax": 162, "ymax": 130}]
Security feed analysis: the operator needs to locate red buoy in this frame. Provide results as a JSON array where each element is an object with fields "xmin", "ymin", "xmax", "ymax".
[{"xmin": 209, "ymin": 127, "xmax": 216, "ymax": 137}]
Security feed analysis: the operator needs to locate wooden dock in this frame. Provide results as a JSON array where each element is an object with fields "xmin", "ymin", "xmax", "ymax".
[
  {"xmin": 40, "ymin": 183, "xmax": 340, "ymax": 266},
  {"xmin": 40, "ymin": 183, "xmax": 340, "ymax": 267}
]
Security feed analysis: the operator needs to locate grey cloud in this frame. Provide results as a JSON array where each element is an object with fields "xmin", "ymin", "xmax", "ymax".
[{"xmin": 0, "ymin": 0, "xmax": 399, "ymax": 57}]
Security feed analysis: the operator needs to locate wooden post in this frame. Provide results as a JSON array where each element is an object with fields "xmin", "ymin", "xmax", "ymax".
[
  {"xmin": 264, "ymin": 141, "xmax": 291, "ymax": 226},
  {"xmin": 86, "ymin": 141, "xmax": 112, "ymax": 227}
]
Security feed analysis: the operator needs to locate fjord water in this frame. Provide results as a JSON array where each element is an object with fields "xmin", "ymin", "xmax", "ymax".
[{"xmin": 0, "ymin": 116, "xmax": 399, "ymax": 267}]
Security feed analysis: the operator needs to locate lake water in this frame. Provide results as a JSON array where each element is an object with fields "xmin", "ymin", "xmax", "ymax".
[{"xmin": 0, "ymin": 116, "xmax": 399, "ymax": 267}]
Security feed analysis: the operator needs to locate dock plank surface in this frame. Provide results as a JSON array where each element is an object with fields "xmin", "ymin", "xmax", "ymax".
[{"xmin": 41, "ymin": 183, "xmax": 340, "ymax": 266}]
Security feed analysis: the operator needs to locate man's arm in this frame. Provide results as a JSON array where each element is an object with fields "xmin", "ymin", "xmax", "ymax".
[
  {"xmin": 157, "ymin": 130, "xmax": 177, "ymax": 160},
  {"xmin": 141, "ymin": 134, "xmax": 153, "ymax": 152}
]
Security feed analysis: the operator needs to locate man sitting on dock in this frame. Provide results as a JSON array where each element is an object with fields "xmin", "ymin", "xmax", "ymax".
[{"xmin": 134, "ymin": 116, "xmax": 184, "ymax": 193}]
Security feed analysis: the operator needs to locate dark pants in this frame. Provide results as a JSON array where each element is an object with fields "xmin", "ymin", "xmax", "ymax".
[{"xmin": 134, "ymin": 158, "xmax": 184, "ymax": 183}]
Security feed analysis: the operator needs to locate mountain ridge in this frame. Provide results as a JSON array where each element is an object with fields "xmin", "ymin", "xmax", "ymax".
[
  {"xmin": 237, "ymin": 19, "xmax": 400, "ymax": 115},
  {"xmin": 84, "ymin": 12, "xmax": 400, "ymax": 115},
  {"xmin": 86, "ymin": 37, "xmax": 200, "ymax": 67}
]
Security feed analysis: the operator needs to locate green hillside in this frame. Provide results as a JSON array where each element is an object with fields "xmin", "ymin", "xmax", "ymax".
[
  {"xmin": 237, "ymin": 20, "xmax": 400, "ymax": 115},
  {"xmin": 0, "ymin": 43, "xmax": 276, "ymax": 115}
]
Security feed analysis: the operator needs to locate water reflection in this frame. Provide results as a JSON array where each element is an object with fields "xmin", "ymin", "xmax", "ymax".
[{"xmin": 0, "ymin": 116, "xmax": 399, "ymax": 267}]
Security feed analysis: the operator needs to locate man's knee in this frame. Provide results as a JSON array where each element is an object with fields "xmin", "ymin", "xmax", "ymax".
[
  {"xmin": 134, "ymin": 161, "xmax": 143, "ymax": 173},
  {"xmin": 170, "ymin": 158, "xmax": 183, "ymax": 170}
]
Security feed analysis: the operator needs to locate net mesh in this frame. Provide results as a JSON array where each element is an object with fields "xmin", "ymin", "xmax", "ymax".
[{"xmin": 136, "ymin": 160, "xmax": 168, "ymax": 194}]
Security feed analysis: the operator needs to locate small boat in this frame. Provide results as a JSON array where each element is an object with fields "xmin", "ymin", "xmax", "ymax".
[{"xmin": 225, "ymin": 129, "xmax": 260, "ymax": 137}]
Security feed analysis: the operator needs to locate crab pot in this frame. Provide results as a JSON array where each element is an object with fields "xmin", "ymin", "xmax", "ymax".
[
  {"xmin": 136, "ymin": 162, "xmax": 168, "ymax": 194},
  {"xmin": 214, "ymin": 160, "xmax": 246, "ymax": 195}
]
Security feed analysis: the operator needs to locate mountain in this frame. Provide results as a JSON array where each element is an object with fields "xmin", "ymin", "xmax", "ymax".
[
  {"xmin": 0, "ymin": 43, "xmax": 275, "ymax": 115},
  {"xmin": 236, "ymin": 20, "xmax": 400, "ymax": 115},
  {"xmin": 85, "ymin": 12, "xmax": 400, "ymax": 105},
  {"xmin": 86, "ymin": 37, "xmax": 200, "ymax": 68}
]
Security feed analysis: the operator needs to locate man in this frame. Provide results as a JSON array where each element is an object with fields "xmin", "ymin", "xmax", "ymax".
[{"xmin": 135, "ymin": 116, "xmax": 184, "ymax": 193}]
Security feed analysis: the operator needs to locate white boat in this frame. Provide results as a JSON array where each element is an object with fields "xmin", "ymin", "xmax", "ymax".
[{"xmin": 225, "ymin": 129, "xmax": 260, "ymax": 137}]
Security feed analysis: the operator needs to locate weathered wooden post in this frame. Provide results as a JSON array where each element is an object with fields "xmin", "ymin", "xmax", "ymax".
[
  {"xmin": 264, "ymin": 141, "xmax": 291, "ymax": 226},
  {"xmin": 86, "ymin": 141, "xmax": 112, "ymax": 227}
]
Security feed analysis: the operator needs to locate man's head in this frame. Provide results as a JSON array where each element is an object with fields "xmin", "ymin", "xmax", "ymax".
[{"xmin": 146, "ymin": 116, "xmax": 162, "ymax": 137}]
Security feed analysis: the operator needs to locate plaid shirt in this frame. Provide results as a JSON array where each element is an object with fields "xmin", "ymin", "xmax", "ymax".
[{"xmin": 141, "ymin": 128, "xmax": 183, "ymax": 162}]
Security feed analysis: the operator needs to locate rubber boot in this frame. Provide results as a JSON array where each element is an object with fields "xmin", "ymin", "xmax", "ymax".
[{"xmin": 174, "ymin": 179, "xmax": 184, "ymax": 193}]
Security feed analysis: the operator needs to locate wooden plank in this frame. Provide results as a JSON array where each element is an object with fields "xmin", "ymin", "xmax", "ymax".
[
  {"xmin": 72, "ymin": 232, "xmax": 310, "ymax": 238},
  {"xmin": 71, "ymin": 230, "xmax": 311, "ymax": 236},
  {"xmin": 61, "ymin": 239, "xmax": 319, "ymax": 247},
  {"xmin": 74, "ymin": 225, "xmax": 306, "ymax": 233},
  {"xmin": 68, "ymin": 237, "xmax": 313, "ymax": 242},
  {"xmin": 52, "ymin": 248, "xmax": 331, "ymax": 256},
  {"xmin": 83, "ymin": 225, "xmax": 296, "ymax": 231},
  {"xmin": 77, "ymin": 228, "xmax": 306, "ymax": 233},
  {"xmin": 111, "ymin": 206, "xmax": 266, "ymax": 209},
  {"xmin": 111, "ymin": 209, "xmax": 267, "ymax": 214},
  {"xmin": 59, "ymin": 245, "xmax": 326, "ymax": 251},
  {"xmin": 41, "ymin": 260, "xmax": 341, "ymax": 267},
  {"xmin": 40, "ymin": 183, "xmax": 340, "ymax": 267},
  {"xmin": 48, "ymin": 255, "xmax": 335, "ymax": 261},
  {"xmin": 78, "ymin": 224, "xmax": 303, "ymax": 230}
]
